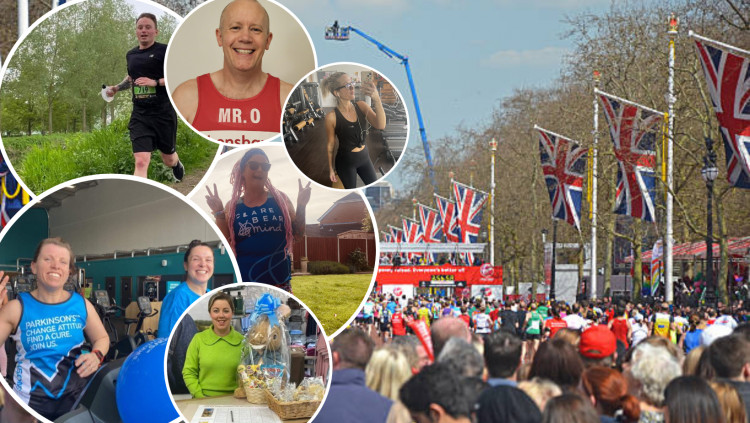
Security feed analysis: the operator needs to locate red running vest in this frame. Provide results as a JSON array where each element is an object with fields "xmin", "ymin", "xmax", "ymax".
[{"xmin": 191, "ymin": 73, "xmax": 281, "ymax": 132}]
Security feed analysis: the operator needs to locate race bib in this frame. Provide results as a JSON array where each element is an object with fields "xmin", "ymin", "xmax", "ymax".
[{"xmin": 133, "ymin": 85, "xmax": 156, "ymax": 99}]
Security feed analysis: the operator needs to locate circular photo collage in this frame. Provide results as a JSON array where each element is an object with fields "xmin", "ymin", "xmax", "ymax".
[{"xmin": 0, "ymin": 0, "xmax": 417, "ymax": 421}]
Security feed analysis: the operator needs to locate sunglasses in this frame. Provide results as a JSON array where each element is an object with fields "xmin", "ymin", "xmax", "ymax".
[
  {"xmin": 247, "ymin": 161, "xmax": 271, "ymax": 171},
  {"xmin": 336, "ymin": 82, "xmax": 356, "ymax": 91}
]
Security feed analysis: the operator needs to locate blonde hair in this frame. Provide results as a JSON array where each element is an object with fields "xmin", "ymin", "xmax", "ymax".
[
  {"xmin": 682, "ymin": 345, "xmax": 705, "ymax": 376},
  {"xmin": 517, "ymin": 377, "xmax": 562, "ymax": 412},
  {"xmin": 320, "ymin": 72, "xmax": 348, "ymax": 99},
  {"xmin": 365, "ymin": 347, "xmax": 411, "ymax": 401},
  {"xmin": 710, "ymin": 381, "xmax": 747, "ymax": 423}
]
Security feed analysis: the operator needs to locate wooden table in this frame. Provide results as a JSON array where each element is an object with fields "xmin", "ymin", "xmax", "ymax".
[{"xmin": 175, "ymin": 395, "xmax": 309, "ymax": 423}]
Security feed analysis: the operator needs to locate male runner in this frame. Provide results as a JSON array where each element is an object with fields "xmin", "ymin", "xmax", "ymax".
[
  {"xmin": 172, "ymin": 0, "xmax": 293, "ymax": 134},
  {"xmin": 106, "ymin": 13, "xmax": 184, "ymax": 181}
]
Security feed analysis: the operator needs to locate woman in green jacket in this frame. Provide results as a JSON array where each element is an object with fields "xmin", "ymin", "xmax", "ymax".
[{"xmin": 183, "ymin": 292, "xmax": 244, "ymax": 398}]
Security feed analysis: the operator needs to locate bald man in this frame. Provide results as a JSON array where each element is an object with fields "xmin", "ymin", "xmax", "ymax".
[{"xmin": 172, "ymin": 0, "xmax": 292, "ymax": 134}]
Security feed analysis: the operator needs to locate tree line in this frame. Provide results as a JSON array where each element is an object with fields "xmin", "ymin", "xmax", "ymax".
[
  {"xmin": 0, "ymin": 0, "xmax": 177, "ymax": 136},
  {"xmin": 378, "ymin": 0, "xmax": 750, "ymax": 303}
]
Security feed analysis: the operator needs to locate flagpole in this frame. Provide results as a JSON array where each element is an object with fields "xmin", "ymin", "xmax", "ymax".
[
  {"xmin": 665, "ymin": 14, "xmax": 677, "ymax": 303},
  {"xmin": 533, "ymin": 125, "xmax": 584, "ymax": 145},
  {"xmin": 688, "ymin": 30, "xmax": 750, "ymax": 57},
  {"xmin": 551, "ymin": 219, "xmax": 558, "ymax": 301},
  {"xmin": 593, "ymin": 89, "xmax": 665, "ymax": 116},
  {"xmin": 490, "ymin": 138, "xmax": 498, "ymax": 266},
  {"xmin": 18, "ymin": 0, "xmax": 29, "ymax": 36},
  {"xmin": 591, "ymin": 71, "xmax": 600, "ymax": 300}
]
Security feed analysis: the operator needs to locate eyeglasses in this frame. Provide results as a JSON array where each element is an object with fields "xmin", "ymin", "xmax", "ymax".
[
  {"xmin": 247, "ymin": 162, "xmax": 271, "ymax": 171},
  {"xmin": 335, "ymin": 82, "xmax": 355, "ymax": 91}
]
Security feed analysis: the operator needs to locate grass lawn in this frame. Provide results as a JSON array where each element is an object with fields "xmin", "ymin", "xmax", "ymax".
[{"xmin": 292, "ymin": 273, "xmax": 374, "ymax": 337}]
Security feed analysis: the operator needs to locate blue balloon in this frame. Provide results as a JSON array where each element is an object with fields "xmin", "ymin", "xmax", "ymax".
[{"xmin": 116, "ymin": 338, "xmax": 178, "ymax": 423}]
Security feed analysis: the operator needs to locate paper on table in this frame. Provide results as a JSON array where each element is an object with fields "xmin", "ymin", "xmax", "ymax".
[{"xmin": 191, "ymin": 405, "xmax": 282, "ymax": 423}]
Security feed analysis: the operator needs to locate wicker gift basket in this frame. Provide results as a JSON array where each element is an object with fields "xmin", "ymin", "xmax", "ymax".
[{"xmin": 264, "ymin": 390, "xmax": 321, "ymax": 420}]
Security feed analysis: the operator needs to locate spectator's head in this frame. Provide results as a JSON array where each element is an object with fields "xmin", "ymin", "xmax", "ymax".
[
  {"xmin": 365, "ymin": 347, "xmax": 411, "ymax": 401},
  {"xmin": 437, "ymin": 338, "xmax": 483, "ymax": 378},
  {"xmin": 399, "ymin": 363, "xmax": 476, "ymax": 423},
  {"xmin": 554, "ymin": 328, "xmax": 581, "ymax": 347},
  {"xmin": 627, "ymin": 343, "xmax": 681, "ymax": 407},
  {"xmin": 431, "ymin": 317, "xmax": 471, "ymax": 357},
  {"xmin": 541, "ymin": 393, "xmax": 600, "ymax": 423},
  {"xmin": 640, "ymin": 335, "xmax": 683, "ymax": 361},
  {"xmin": 709, "ymin": 380, "xmax": 747, "ymax": 423},
  {"xmin": 517, "ymin": 378, "xmax": 562, "ymax": 412},
  {"xmin": 664, "ymin": 376, "xmax": 725, "ymax": 423},
  {"xmin": 708, "ymin": 335, "xmax": 750, "ymax": 381},
  {"xmin": 682, "ymin": 346, "xmax": 706, "ymax": 376},
  {"xmin": 734, "ymin": 323, "xmax": 750, "ymax": 340},
  {"xmin": 529, "ymin": 338, "xmax": 585, "ymax": 389},
  {"xmin": 391, "ymin": 335, "xmax": 430, "ymax": 373},
  {"xmin": 477, "ymin": 385, "xmax": 542, "ymax": 423},
  {"xmin": 331, "ymin": 328, "xmax": 374, "ymax": 370},
  {"xmin": 579, "ymin": 325, "xmax": 617, "ymax": 367},
  {"xmin": 581, "ymin": 366, "xmax": 640, "ymax": 421},
  {"xmin": 484, "ymin": 330, "xmax": 522, "ymax": 379}
]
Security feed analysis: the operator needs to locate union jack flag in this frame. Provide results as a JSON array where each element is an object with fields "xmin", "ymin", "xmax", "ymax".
[
  {"xmin": 598, "ymin": 92, "xmax": 661, "ymax": 222},
  {"xmin": 388, "ymin": 225, "xmax": 405, "ymax": 243},
  {"xmin": 418, "ymin": 204, "xmax": 443, "ymax": 243},
  {"xmin": 536, "ymin": 127, "xmax": 587, "ymax": 229},
  {"xmin": 452, "ymin": 181, "xmax": 488, "ymax": 243},
  {"xmin": 381, "ymin": 231, "xmax": 393, "ymax": 243},
  {"xmin": 402, "ymin": 217, "xmax": 424, "ymax": 262},
  {"xmin": 435, "ymin": 194, "xmax": 460, "ymax": 243},
  {"xmin": 693, "ymin": 37, "xmax": 750, "ymax": 189}
]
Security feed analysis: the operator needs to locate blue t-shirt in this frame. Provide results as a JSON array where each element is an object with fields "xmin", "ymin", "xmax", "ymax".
[
  {"xmin": 11, "ymin": 292, "xmax": 89, "ymax": 420},
  {"xmin": 684, "ymin": 329, "xmax": 703, "ymax": 353},
  {"xmin": 158, "ymin": 282, "xmax": 201, "ymax": 338},
  {"xmin": 233, "ymin": 196, "xmax": 291, "ymax": 285}
]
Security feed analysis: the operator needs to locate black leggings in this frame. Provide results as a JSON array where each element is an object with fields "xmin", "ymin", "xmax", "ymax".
[{"xmin": 336, "ymin": 145, "xmax": 377, "ymax": 189}]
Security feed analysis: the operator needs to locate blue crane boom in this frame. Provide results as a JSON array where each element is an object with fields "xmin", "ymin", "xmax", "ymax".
[{"xmin": 325, "ymin": 24, "xmax": 438, "ymax": 193}]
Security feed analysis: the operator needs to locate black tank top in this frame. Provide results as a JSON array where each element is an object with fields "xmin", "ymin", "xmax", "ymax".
[{"xmin": 334, "ymin": 102, "xmax": 367, "ymax": 151}]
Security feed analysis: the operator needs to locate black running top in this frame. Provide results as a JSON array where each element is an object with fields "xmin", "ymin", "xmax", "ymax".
[{"xmin": 334, "ymin": 101, "xmax": 367, "ymax": 151}]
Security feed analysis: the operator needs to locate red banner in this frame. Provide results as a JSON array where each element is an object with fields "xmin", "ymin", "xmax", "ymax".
[
  {"xmin": 376, "ymin": 264, "xmax": 503, "ymax": 286},
  {"xmin": 407, "ymin": 319, "xmax": 435, "ymax": 362}
]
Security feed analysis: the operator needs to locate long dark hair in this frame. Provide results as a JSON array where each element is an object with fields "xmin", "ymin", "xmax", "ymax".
[
  {"xmin": 529, "ymin": 338, "xmax": 584, "ymax": 388},
  {"xmin": 542, "ymin": 393, "xmax": 599, "ymax": 423},
  {"xmin": 664, "ymin": 376, "xmax": 725, "ymax": 423}
]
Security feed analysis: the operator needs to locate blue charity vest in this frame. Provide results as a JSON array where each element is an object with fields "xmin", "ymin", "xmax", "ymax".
[
  {"xmin": 233, "ymin": 196, "xmax": 291, "ymax": 285},
  {"xmin": 11, "ymin": 292, "xmax": 89, "ymax": 419}
]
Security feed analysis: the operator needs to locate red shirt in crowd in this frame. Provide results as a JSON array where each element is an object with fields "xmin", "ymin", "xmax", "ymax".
[
  {"xmin": 459, "ymin": 314, "xmax": 471, "ymax": 328},
  {"xmin": 392, "ymin": 313, "xmax": 406, "ymax": 336},
  {"xmin": 610, "ymin": 317, "xmax": 630, "ymax": 346},
  {"xmin": 544, "ymin": 317, "xmax": 567, "ymax": 338},
  {"xmin": 490, "ymin": 307, "xmax": 501, "ymax": 322}
]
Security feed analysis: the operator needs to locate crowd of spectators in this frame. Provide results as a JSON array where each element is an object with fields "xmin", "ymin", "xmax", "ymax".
[{"xmin": 314, "ymin": 293, "xmax": 750, "ymax": 423}]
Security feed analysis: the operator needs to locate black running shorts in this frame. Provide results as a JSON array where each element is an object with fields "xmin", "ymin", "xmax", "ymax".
[{"xmin": 129, "ymin": 105, "xmax": 177, "ymax": 154}]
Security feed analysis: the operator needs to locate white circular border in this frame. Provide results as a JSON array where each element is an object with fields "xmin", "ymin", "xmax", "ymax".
[
  {"xmin": 164, "ymin": 0, "xmax": 319, "ymax": 147},
  {"xmin": 280, "ymin": 61, "xmax": 412, "ymax": 193},
  {"xmin": 163, "ymin": 282, "xmax": 334, "ymax": 423}
]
